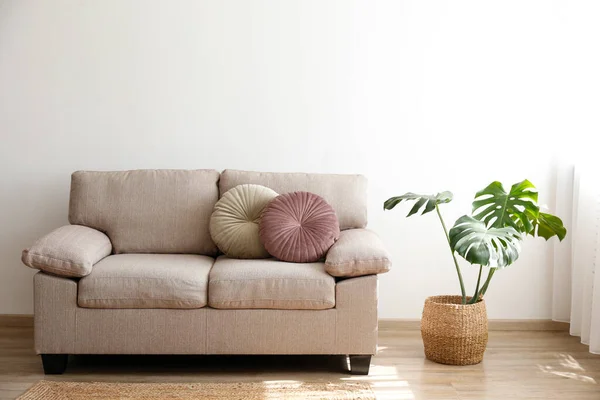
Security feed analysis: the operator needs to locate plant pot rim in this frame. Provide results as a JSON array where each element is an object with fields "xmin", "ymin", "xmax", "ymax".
[{"xmin": 425, "ymin": 295, "xmax": 485, "ymax": 308}]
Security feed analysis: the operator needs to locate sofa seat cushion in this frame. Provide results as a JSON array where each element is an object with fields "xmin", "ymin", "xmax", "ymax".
[
  {"xmin": 208, "ymin": 256, "xmax": 335, "ymax": 310},
  {"xmin": 78, "ymin": 254, "xmax": 214, "ymax": 309}
]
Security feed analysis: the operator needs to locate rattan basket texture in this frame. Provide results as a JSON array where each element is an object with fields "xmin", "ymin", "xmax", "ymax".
[{"xmin": 421, "ymin": 295, "xmax": 488, "ymax": 365}]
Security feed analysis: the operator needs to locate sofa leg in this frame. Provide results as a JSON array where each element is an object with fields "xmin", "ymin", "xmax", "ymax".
[
  {"xmin": 41, "ymin": 354, "xmax": 68, "ymax": 374},
  {"xmin": 348, "ymin": 355, "xmax": 371, "ymax": 375}
]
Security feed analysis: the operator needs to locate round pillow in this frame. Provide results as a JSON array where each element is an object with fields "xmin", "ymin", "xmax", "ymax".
[
  {"xmin": 259, "ymin": 191, "xmax": 340, "ymax": 263},
  {"xmin": 210, "ymin": 184, "xmax": 278, "ymax": 259}
]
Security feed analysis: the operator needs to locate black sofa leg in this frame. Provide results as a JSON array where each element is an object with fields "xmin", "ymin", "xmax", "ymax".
[
  {"xmin": 348, "ymin": 355, "xmax": 372, "ymax": 375},
  {"xmin": 41, "ymin": 354, "xmax": 68, "ymax": 374}
]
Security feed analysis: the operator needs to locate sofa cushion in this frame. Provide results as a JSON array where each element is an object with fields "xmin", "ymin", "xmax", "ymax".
[
  {"xmin": 69, "ymin": 169, "xmax": 220, "ymax": 255},
  {"xmin": 259, "ymin": 192, "xmax": 340, "ymax": 263},
  {"xmin": 325, "ymin": 229, "xmax": 392, "ymax": 277},
  {"xmin": 208, "ymin": 256, "xmax": 335, "ymax": 310},
  {"xmin": 219, "ymin": 170, "xmax": 367, "ymax": 230},
  {"xmin": 22, "ymin": 225, "xmax": 111, "ymax": 278},
  {"xmin": 209, "ymin": 184, "xmax": 278, "ymax": 259},
  {"xmin": 78, "ymin": 254, "xmax": 214, "ymax": 309}
]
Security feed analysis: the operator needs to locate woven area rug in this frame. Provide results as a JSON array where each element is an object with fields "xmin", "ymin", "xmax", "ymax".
[{"xmin": 18, "ymin": 380, "xmax": 375, "ymax": 399}]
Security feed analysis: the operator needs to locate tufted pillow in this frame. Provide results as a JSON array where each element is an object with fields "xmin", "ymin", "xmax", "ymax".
[
  {"xmin": 259, "ymin": 192, "xmax": 340, "ymax": 263},
  {"xmin": 210, "ymin": 184, "xmax": 278, "ymax": 259}
]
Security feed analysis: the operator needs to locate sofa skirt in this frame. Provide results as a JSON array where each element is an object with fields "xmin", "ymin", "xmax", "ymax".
[{"xmin": 34, "ymin": 272, "xmax": 378, "ymax": 356}]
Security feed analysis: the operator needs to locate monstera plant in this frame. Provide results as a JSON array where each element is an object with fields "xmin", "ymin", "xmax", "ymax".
[
  {"xmin": 384, "ymin": 180, "xmax": 566, "ymax": 305},
  {"xmin": 384, "ymin": 180, "xmax": 566, "ymax": 365}
]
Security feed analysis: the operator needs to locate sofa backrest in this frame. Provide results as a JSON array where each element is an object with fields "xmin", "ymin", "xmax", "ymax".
[
  {"xmin": 69, "ymin": 169, "xmax": 219, "ymax": 255},
  {"xmin": 219, "ymin": 169, "xmax": 368, "ymax": 230}
]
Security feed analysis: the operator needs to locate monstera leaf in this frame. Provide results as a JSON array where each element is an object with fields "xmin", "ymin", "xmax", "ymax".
[
  {"xmin": 527, "ymin": 210, "xmax": 567, "ymax": 241},
  {"xmin": 449, "ymin": 215, "xmax": 522, "ymax": 268},
  {"xmin": 472, "ymin": 180, "xmax": 566, "ymax": 241},
  {"xmin": 384, "ymin": 191, "xmax": 453, "ymax": 217},
  {"xmin": 472, "ymin": 180, "xmax": 539, "ymax": 232}
]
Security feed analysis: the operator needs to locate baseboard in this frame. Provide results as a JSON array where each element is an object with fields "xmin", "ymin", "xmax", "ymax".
[
  {"xmin": 488, "ymin": 319, "xmax": 570, "ymax": 331},
  {"xmin": 0, "ymin": 315, "xmax": 569, "ymax": 332},
  {"xmin": 378, "ymin": 318, "xmax": 570, "ymax": 332},
  {"xmin": 0, "ymin": 314, "xmax": 33, "ymax": 328}
]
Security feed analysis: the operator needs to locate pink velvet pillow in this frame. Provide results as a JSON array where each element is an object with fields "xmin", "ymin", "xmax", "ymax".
[{"xmin": 259, "ymin": 192, "xmax": 340, "ymax": 263}]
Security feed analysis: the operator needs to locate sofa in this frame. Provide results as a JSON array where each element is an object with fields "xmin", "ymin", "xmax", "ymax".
[{"xmin": 21, "ymin": 169, "xmax": 391, "ymax": 375}]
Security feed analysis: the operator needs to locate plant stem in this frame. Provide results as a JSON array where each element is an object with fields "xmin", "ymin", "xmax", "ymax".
[
  {"xmin": 479, "ymin": 268, "xmax": 496, "ymax": 298},
  {"xmin": 435, "ymin": 204, "xmax": 467, "ymax": 304},
  {"xmin": 468, "ymin": 265, "xmax": 483, "ymax": 304}
]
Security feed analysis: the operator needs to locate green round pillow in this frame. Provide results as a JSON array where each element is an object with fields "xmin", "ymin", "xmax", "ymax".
[{"xmin": 209, "ymin": 184, "xmax": 278, "ymax": 258}]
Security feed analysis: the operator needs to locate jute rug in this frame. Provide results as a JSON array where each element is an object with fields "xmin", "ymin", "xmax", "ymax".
[{"xmin": 18, "ymin": 380, "xmax": 375, "ymax": 399}]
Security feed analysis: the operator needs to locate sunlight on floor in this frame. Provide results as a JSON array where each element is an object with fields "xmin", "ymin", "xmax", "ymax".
[
  {"xmin": 342, "ymin": 375, "xmax": 407, "ymax": 381},
  {"xmin": 262, "ymin": 380, "xmax": 303, "ymax": 388},
  {"xmin": 341, "ymin": 365, "xmax": 415, "ymax": 400},
  {"xmin": 558, "ymin": 353, "xmax": 585, "ymax": 371},
  {"xmin": 374, "ymin": 392, "xmax": 416, "ymax": 400},
  {"xmin": 538, "ymin": 353, "xmax": 597, "ymax": 384},
  {"xmin": 254, "ymin": 364, "xmax": 415, "ymax": 400},
  {"xmin": 369, "ymin": 365, "xmax": 403, "ymax": 375},
  {"xmin": 260, "ymin": 379, "xmax": 381, "ymax": 399},
  {"xmin": 538, "ymin": 366, "xmax": 597, "ymax": 384},
  {"xmin": 370, "ymin": 381, "xmax": 410, "ymax": 388}
]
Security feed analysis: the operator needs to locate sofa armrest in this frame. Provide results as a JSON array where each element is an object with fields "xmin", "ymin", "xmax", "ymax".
[
  {"xmin": 22, "ymin": 225, "xmax": 111, "ymax": 278},
  {"xmin": 34, "ymin": 272, "xmax": 78, "ymax": 354},
  {"xmin": 325, "ymin": 229, "xmax": 391, "ymax": 278}
]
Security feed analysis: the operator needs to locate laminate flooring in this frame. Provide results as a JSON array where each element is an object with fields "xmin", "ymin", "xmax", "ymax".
[{"xmin": 1, "ymin": 325, "xmax": 599, "ymax": 399}]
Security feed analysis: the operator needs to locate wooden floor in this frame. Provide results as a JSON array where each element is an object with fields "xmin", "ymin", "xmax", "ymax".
[{"xmin": 1, "ymin": 324, "xmax": 599, "ymax": 399}]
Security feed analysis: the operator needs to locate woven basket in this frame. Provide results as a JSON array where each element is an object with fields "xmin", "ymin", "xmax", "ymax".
[{"xmin": 421, "ymin": 295, "xmax": 488, "ymax": 365}]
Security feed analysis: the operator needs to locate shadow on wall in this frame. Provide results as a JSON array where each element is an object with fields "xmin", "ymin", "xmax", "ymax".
[{"xmin": 0, "ymin": 172, "xmax": 70, "ymax": 313}]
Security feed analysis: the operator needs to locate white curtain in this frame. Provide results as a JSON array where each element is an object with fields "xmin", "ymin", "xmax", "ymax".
[{"xmin": 553, "ymin": 161, "xmax": 600, "ymax": 354}]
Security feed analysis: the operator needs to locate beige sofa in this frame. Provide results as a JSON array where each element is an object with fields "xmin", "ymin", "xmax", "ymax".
[{"xmin": 22, "ymin": 169, "xmax": 391, "ymax": 375}]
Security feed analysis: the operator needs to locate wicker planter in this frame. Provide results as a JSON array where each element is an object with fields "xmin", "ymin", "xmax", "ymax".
[{"xmin": 421, "ymin": 295, "xmax": 488, "ymax": 365}]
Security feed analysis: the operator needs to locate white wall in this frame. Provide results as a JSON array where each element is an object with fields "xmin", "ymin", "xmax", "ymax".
[{"xmin": 1, "ymin": 1, "xmax": 598, "ymax": 318}]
